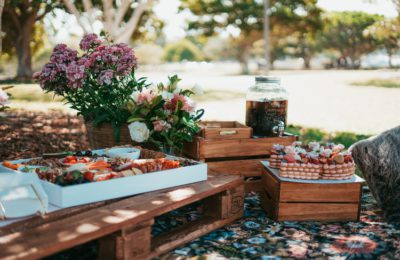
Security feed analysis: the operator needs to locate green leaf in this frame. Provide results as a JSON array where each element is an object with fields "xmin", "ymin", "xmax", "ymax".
[{"xmin": 127, "ymin": 116, "xmax": 145, "ymax": 123}]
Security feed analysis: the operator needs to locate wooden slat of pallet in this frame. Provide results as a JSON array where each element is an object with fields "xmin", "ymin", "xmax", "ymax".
[
  {"xmin": 280, "ymin": 182, "xmax": 362, "ymax": 203},
  {"xmin": 151, "ymin": 215, "xmax": 238, "ymax": 258},
  {"xmin": 0, "ymin": 174, "xmax": 243, "ymax": 260},
  {"xmin": 207, "ymin": 158, "xmax": 266, "ymax": 177},
  {"xmin": 200, "ymin": 137, "xmax": 296, "ymax": 159},
  {"xmin": 278, "ymin": 202, "xmax": 360, "ymax": 221}
]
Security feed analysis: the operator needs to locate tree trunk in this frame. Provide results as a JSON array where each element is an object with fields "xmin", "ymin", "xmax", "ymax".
[
  {"xmin": 303, "ymin": 55, "xmax": 311, "ymax": 69},
  {"xmin": 387, "ymin": 49, "xmax": 393, "ymax": 68},
  {"xmin": 0, "ymin": 0, "xmax": 4, "ymax": 53},
  {"xmin": 15, "ymin": 18, "xmax": 34, "ymax": 80},
  {"xmin": 238, "ymin": 46, "xmax": 250, "ymax": 75}
]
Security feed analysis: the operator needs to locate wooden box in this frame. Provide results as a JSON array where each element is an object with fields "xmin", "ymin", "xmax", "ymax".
[
  {"xmin": 199, "ymin": 121, "xmax": 252, "ymax": 140},
  {"xmin": 183, "ymin": 124, "xmax": 298, "ymax": 192},
  {"xmin": 260, "ymin": 166, "xmax": 364, "ymax": 222}
]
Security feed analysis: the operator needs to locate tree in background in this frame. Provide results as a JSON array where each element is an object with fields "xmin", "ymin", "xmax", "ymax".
[
  {"xmin": 364, "ymin": 19, "xmax": 400, "ymax": 68},
  {"xmin": 179, "ymin": 0, "xmax": 322, "ymax": 74},
  {"xmin": 62, "ymin": 0, "xmax": 158, "ymax": 43},
  {"xmin": 319, "ymin": 12, "xmax": 383, "ymax": 69},
  {"xmin": 0, "ymin": 0, "xmax": 4, "ymax": 53},
  {"xmin": 2, "ymin": 0, "xmax": 59, "ymax": 80},
  {"xmin": 164, "ymin": 38, "xmax": 203, "ymax": 62}
]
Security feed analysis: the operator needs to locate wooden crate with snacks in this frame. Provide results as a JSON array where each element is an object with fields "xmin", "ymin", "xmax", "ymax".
[
  {"xmin": 260, "ymin": 166, "xmax": 364, "ymax": 221},
  {"xmin": 183, "ymin": 121, "xmax": 298, "ymax": 192}
]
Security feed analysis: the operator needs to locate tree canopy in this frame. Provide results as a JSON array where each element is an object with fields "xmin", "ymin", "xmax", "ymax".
[
  {"xmin": 319, "ymin": 11, "xmax": 383, "ymax": 68},
  {"xmin": 179, "ymin": 0, "xmax": 323, "ymax": 72}
]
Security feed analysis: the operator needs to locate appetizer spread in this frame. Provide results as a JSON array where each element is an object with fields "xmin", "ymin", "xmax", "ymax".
[
  {"xmin": 269, "ymin": 142, "xmax": 355, "ymax": 180},
  {"xmin": 2, "ymin": 147, "xmax": 197, "ymax": 186}
]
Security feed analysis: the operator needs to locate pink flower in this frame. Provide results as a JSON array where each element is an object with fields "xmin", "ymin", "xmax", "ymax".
[
  {"xmin": 66, "ymin": 61, "xmax": 85, "ymax": 88},
  {"xmin": 131, "ymin": 89, "xmax": 157, "ymax": 105},
  {"xmin": 79, "ymin": 33, "xmax": 102, "ymax": 51},
  {"xmin": 153, "ymin": 120, "xmax": 171, "ymax": 132},
  {"xmin": 50, "ymin": 44, "xmax": 77, "ymax": 65},
  {"xmin": 98, "ymin": 70, "xmax": 114, "ymax": 85},
  {"xmin": 171, "ymin": 94, "xmax": 196, "ymax": 113}
]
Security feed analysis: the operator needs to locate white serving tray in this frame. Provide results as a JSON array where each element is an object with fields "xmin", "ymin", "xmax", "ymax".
[
  {"xmin": 1, "ymin": 150, "xmax": 208, "ymax": 208},
  {"xmin": 0, "ymin": 171, "xmax": 48, "ymax": 218}
]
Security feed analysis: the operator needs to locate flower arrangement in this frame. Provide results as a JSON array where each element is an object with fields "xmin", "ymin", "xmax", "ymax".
[
  {"xmin": 34, "ymin": 33, "xmax": 203, "ymax": 150},
  {"xmin": 127, "ymin": 75, "xmax": 204, "ymax": 151},
  {"xmin": 34, "ymin": 33, "xmax": 146, "ymax": 141}
]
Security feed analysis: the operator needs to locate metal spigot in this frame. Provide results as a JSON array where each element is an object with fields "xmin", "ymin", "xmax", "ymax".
[{"xmin": 272, "ymin": 120, "xmax": 285, "ymax": 137}]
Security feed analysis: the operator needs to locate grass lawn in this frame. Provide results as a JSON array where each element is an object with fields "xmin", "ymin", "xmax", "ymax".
[
  {"xmin": 3, "ymin": 83, "xmax": 63, "ymax": 102},
  {"xmin": 351, "ymin": 78, "xmax": 400, "ymax": 88}
]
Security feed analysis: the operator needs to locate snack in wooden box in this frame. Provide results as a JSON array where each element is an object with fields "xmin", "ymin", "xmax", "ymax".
[{"xmin": 269, "ymin": 142, "xmax": 356, "ymax": 180}]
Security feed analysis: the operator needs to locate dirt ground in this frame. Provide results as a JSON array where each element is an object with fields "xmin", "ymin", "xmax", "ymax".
[{"xmin": 0, "ymin": 110, "xmax": 88, "ymax": 160}]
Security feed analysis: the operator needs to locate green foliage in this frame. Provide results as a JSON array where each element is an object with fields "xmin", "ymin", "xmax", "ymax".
[
  {"xmin": 286, "ymin": 125, "xmax": 370, "ymax": 148},
  {"xmin": 318, "ymin": 11, "xmax": 383, "ymax": 68},
  {"xmin": 332, "ymin": 132, "xmax": 370, "ymax": 148},
  {"xmin": 179, "ymin": 0, "xmax": 323, "ymax": 70},
  {"xmin": 364, "ymin": 18, "xmax": 400, "ymax": 67},
  {"xmin": 164, "ymin": 39, "xmax": 204, "ymax": 62},
  {"xmin": 352, "ymin": 79, "xmax": 400, "ymax": 88}
]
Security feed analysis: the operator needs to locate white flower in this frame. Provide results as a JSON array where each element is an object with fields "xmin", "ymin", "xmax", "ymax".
[
  {"xmin": 161, "ymin": 91, "xmax": 174, "ymax": 100},
  {"xmin": 128, "ymin": 122, "xmax": 150, "ymax": 143},
  {"xmin": 130, "ymin": 91, "xmax": 140, "ymax": 103},
  {"xmin": 192, "ymin": 84, "xmax": 204, "ymax": 95},
  {"xmin": 173, "ymin": 86, "xmax": 181, "ymax": 94},
  {"xmin": 0, "ymin": 89, "xmax": 10, "ymax": 106}
]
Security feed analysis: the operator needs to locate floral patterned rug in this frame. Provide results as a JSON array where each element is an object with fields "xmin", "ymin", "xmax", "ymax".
[
  {"xmin": 47, "ymin": 187, "xmax": 400, "ymax": 259},
  {"xmin": 156, "ymin": 187, "xmax": 400, "ymax": 259}
]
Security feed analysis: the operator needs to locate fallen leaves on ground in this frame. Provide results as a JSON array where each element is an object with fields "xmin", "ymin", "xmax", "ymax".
[{"xmin": 0, "ymin": 110, "xmax": 89, "ymax": 160}]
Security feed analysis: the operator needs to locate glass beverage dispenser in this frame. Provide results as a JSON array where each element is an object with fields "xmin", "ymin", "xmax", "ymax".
[{"xmin": 245, "ymin": 76, "xmax": 288, "ymax": 137}]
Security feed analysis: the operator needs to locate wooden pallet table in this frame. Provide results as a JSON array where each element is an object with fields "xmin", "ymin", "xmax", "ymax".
[
  {"xmin": 0, "ymin": 174, "xmax": 244, "ymax": 260},
  {"xmin": 260, "ymin": 166, "xmax": 364, "ymax": 222}
]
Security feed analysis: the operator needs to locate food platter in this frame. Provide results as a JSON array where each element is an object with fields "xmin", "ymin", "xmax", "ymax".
[{"xmin": 1, "ymin": 147, "xmax": 207, "ymax": 208}]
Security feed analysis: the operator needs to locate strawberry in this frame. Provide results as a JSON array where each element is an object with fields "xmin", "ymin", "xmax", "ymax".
[
  {"xmin": 84, "ymin": 171, "xmax": 94, "ymax": 181},
  {"xmin": 64, "ymin": 156, "xmax": 76, "ymax": 162},
  {"xmin": 327, "ymin": 158, "xmax": 334, "ymax": 165},
  {"xmin": 319, "ymin": 158, "xmax": 327, "ymax": 164},
  {"xmin": 301, "ymin": 157, "xmax": 309, "ymax": 164},
  {"xmin": 311, "ymin": 158, "xmax": 319, "ymax": 164},
  {"xmin": 283, "ymin": 154, "xmax": 296, "ymax": 163}
]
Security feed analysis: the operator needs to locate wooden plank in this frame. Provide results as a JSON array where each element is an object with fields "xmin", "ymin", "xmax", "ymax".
[
  {"xmin": 203, "ymin": 185, "xmax": 245, "ymax": 219},
  {"xmin": 200, "ymin": 136, "xmax": 297, "ymax": 159},
  {"xmin": 261, "ymin": 169, "xmax": 280, "ymax": 201},
  {"xmin": 0, "ymin": 174, "xmax": 242, "ymax": 260},
  {"xmin": 244, "ymin": 179, "xmax": 263, "ymax": 193},
  {"xmin": 152, "ymin": 215, "xmax": 240, "ymax": 258},
  {"xmin": 259, "ymin": 189, "xmax": 279, "ymax": 220},
  {"xmin": 280, "ymin": 182, "xmax": 362, "ymax": 203},
  {"xmin": 200, "ymin": 121, "xmax": 252, "ymax": 140},
  {"xmin": 98, "ymin": 219, "xmax": 154, "ymax": 260},
  {"xmin": 278, "ymin": 202, "xmax": 359, "ymax": 222},
  {"xmin": 207, "ymin": 158, "xmax": 266, "ymax": 177}
]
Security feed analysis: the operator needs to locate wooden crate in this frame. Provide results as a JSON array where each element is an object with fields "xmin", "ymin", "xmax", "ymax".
[
  {"xmin": 260, "ymin": 167, "xmax": 363, "ymax": 222},
  {"xmin": 183, "ymin": 132, "xmax": 298, "ymax": 191},
  {"xmin": 0, "ymin": 174, "xmax": 244, "ymax": 260},
  {"xmin": 199, "ymin": 121, "xmax": 252, "ymax": 140}
]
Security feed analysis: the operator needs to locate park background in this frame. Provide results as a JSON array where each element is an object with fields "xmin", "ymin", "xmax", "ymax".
[{"xmin": 1, "ymin": 0, "xmax": 400, "ymax": 158}]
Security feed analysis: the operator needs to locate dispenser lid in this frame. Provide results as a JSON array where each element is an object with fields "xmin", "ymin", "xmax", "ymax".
[{"xmin": 255, "ymin": 76, "xmax": 280, "ymax": 84}]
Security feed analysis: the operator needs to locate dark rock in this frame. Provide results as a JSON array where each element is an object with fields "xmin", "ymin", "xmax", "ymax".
[{"xmin": 350, "ymin": 126, "xmax": 400, "ymax": 222}]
